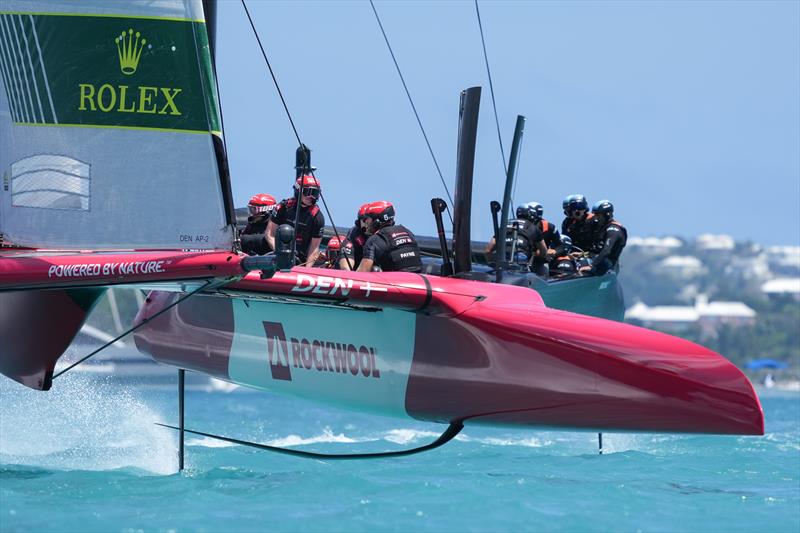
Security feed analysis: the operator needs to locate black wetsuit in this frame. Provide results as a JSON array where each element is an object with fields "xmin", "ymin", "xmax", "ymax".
[
  {"xmin": 362, "ymin": 224, "xmax": 422, "ymax": 273},
  {"xmin": 533, "ymin": 218, "xmax": 561, "ymax": 273},
  {"xmin": 503, "ymin": 219, "xmax": 543, "ymax": 264},
  {"xmin": 240, "ymin": 212, "xmax": 271, "ymax": 256},
  {"xmin": 340, "ymin": 224, "xmax": 367, "ymax": 269},
  {"xmin": 539, "ymin": 219, "xmax": 561, "ymax": 249},
  {"xmin": 561, "ymin": 214, "xmax": 596, "ymax": 252},
  {"xmin": 590, "ymin": 220, "xmax": 627, "ymax": 275},
  {"xmin": 270, "ymin": 198, "xmax": 325, "ymax": 264}
]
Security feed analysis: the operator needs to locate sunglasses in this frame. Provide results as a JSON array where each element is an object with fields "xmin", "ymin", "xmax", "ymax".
[{"xmin": 301, "ymin": 187, "xmax": 320, "ymax": 198}]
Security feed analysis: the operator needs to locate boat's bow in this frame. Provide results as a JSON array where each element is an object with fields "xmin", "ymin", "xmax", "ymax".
[{"xmin": 406, "ymin": 284, "xmax": 764, "ymax": 435}]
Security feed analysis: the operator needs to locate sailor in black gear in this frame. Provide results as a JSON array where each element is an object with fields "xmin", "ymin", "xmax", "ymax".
[
  {"xmin": 519, "ymin": 201, "xmax": 561, "ymax": 275},
  {"xmin": 339, "ymin": 203, "xmax": 369, "ymax": 271},
  {"xmin": 320, "ymin": 235, "xmax": 344, "ymax": 269},
  {"xmin": 549, "ymin": 235, "xmax": 578, "ymax": 277},
  {"xmin": 519, "ymin": 202, "xmax": 561, "ymax": 249},
  {"xmin": 266, "ymin": 175, "xmax": 325, "ymax": 265},
  {"xmin": 561, "ymin": 194, "xmax": 596, "ymax": 252},
  {"xmin": 485, "ymin": 212, "xmax": 548, "ymax": 275},
  {"xmin": 581, "ymin": 200, "xmax": 627, "ymax": 276},
  {"xmin": 356, "ymin": 201, "xmax": 422, "ymax": 273},
  {"xmin": 240, "ymin": 193, "xmax": 276, "ymax": 256}
]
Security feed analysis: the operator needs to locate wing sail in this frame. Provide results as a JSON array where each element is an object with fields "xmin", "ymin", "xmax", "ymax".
[{"xmin": 0, "ymin": 0, "xmax": 234, "ymax": 250}]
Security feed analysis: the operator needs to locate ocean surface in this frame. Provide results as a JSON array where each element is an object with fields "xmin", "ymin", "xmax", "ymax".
[{"xmin": 1, "ymin": 371, "xmax": 798, "ymax": 533}]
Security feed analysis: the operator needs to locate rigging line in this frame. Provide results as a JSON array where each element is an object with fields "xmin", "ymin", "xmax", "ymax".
[
  {"xmin": 474, "ymin": 0, "xmax": 507, "ymax": 181},
  {"xmin": 52, "ymin": 279, "xmax": 216, "ymax": 380},
  {"xmin": 240, "ymin": 1, "xmax": 347, "ymax": 263},
  {"xmin": 369, "ymin": 0, "xmax": 454, "ymax": 223},
  {"xmin": 239, "ymin": 0, "xmax": 346, "ymax": 262},
  {"xmin": 316, "ymin": 187, "xmax": 350, "ymax": 269},
  {"xmin": 240, "ymin": 0, "xmax": 302, "ymax": 146}
]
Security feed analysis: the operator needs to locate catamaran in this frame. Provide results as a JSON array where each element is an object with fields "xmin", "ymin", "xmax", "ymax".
[{"xmin": 0, "ymin": 0, "xmax": 763, "ymax": 466}]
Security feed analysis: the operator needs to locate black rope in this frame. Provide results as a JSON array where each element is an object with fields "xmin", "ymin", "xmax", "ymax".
[
  {"xmin": 241, "ymin": 0, "xmax": 302, "ymax": 146},
  {"xmin": 241, "ymin": 0, "xmax": 346, "ymax": 264},
  {"xmin": 52, "ymin": 280, "xmax": 215, "ymax": 380},
  {"xmin": 475, "ymin": 0, "xmax": 507, "ymax": 183},
  {"xmin": 369, "ymin": 0, "xmax": 454, "ymax": 222},
  {"xmin": 156, "ymin": 420, "xmax": 463, "ymax": 460},
  {"xmin": 317, "ymin": 189, "xmax": 352, "ymax": 270}
]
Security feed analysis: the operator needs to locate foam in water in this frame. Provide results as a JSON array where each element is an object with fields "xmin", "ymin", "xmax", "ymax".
[
  {"xmin": 383, "ymin": 428, "xmax": 441, "ymax": 445},
  {"xmin": 186, "ymin": 436, "xmax": 238, "ymax": 448},
  {"xmin": 267, "ymin": 427, "xmax": 359, "ymax": 447},
  {"xmin": 0, "ymin": 374, "xmax": 177, "ymax": 474}
]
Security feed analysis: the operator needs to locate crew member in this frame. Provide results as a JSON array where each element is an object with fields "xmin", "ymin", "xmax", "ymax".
[
  {"xmin": 518, "ymin": 202, "xmax": 560, "ymax": 248},
  {"xmin": 549, "ymin": 235, "xmax": 578, "ymax": 277},
  {"xmin": 266, "ymin": 175, "xmax": 325, "ymax": 266},
  {"xmin": 356, "ymin": 201, "xmax": 422, "ymax": 273},
  {"xmin": 322, "ymin": 235, "xmax": 344, "ymax": 269},
  {"xmin": 240, "ymin": 193, "xmax": 276, "ymax": 256},
  {"xmin": 580, "ymin": 200, "xmax": 627, "ymax": 276},
  {"xmin": 339, "ymin": 203, "xmax": 369, "ymax": 271},
  {"xmin": 485, "ymin": 210, "xmax": 548, "ymax": 274},
  {"xmin": 561, "ymin": 194, "xmax": 595, "ymax": 252}
]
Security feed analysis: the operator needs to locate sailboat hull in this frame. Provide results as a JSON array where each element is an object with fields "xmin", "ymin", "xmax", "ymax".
[{"xmin": 133, "ymin": 268, "xmax": 763, "ymax": 435}]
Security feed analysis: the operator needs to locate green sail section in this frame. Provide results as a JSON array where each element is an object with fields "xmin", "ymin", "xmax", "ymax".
[
  {"xmin": 0, "ymin": 14, "xmax": 221, "ymax": 133},
  {"xmin": 0, "ymin": 1, "xmax": 233, "ymax": 251}
]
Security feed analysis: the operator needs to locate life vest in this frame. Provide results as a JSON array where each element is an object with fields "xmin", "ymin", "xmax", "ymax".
[
  {"xmin": 503, "ymin": 219, "xmax": 532, "ymax": 258},
  {"xmin": 564, "ymin": 213, "xmax": 595, "ymax": 251},
  {"xmin": 278, "ymin": 198, "xmax": 319, "ymax": 218},
  {"xmin": 374, "ymin": 224, "xmax": 422, "ymax": 272},
  {"xmin": 600, "ymin": 220, "xmax": 628, "ymax": 264}
]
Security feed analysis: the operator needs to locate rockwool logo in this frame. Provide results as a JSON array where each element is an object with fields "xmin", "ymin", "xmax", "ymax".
[{"xmin": 263, "ymin": 322, "xmax": 381, "ymax": 382}]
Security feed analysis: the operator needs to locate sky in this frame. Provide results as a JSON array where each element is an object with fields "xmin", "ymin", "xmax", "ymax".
[{"xmin": 214, "ymin": 0, "xmax": 800, "ymax": 246}]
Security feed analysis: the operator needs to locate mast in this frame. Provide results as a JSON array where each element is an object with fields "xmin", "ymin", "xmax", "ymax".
[
  {"xmin": 495, "ymin": 115, "xmax": 525, "ymax": 279},
  {"xmin": 452, "ymin": 87, "xmax": 482, "ymax": 275},
  {"xmin": 202, "ymin": 0, "xmax": 237, "ymax": 230}
]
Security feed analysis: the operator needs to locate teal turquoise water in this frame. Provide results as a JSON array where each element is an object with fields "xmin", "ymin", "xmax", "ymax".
[{"xmin": 1, "ymin": 373, "xmax": 798, "ymax": 532}]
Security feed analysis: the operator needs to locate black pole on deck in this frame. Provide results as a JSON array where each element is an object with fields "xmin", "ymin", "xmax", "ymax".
[
  {"xmin": 431, "ymin": 198, "xmax": 454, "ymax": 276},
  {"xmin": 598, "ymin": 432, "xmax": 603, "ymax": 455},
  {"xmin": 496, "ymin": 115, "xmax": 525, "ymax": 282},
  {"xmin": 179, "ymin": 369, "xmax": 185, "ymax": 470},
  {"xmin": 452, "ymin": 87, "xmax": 482, "ymax": 275}
]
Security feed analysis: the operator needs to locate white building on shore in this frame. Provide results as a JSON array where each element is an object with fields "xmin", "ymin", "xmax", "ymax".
[
  {"xmin": 625, "ymin": 295, "xmax": 756, "ymax": 336},
  {"xmin": 761, "ymin": 278, "xmax": 800, "ymax": 301}
]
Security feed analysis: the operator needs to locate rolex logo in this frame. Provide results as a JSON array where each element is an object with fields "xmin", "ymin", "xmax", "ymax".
[{"xmin": 115, "ymin": 28, "xmax": 147, "ymax": 75}]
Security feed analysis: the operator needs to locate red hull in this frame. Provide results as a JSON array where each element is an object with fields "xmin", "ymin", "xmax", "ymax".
[
  {"xmin": 133, "ymin": 268, "xmax": 763, "ymax": 435},
  {"xmin": 0, "ymin": 251, "xmax": 763, "ymax": 435}
]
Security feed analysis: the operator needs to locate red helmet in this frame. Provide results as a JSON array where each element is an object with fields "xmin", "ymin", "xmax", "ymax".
[
  {"xmin": 294, "ymin": 174, "xmax": 321, "ymax": 202},
  {"xmin": 358, "ymin": 202, "xmax": 370, "ymax": 219},
  {"xmin": 248, "ymin": 193, "xmax": 276, "ymax": 215},
  {"xmin": 327, "ymin": 235, "xmax": 344, "ymax": 251},
  {"xmin": 364, "ymin": 200, "xmax": 395, "ymax": 227}
]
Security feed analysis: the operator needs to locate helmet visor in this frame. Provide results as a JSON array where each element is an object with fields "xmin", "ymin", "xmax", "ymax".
[
  {"xmin": 301, "ymin": 187, "xmax": 320, "ymax": 199},
  {"xmin": 249, "ymin": 204, "xmax": 270, "ymax": 216}
]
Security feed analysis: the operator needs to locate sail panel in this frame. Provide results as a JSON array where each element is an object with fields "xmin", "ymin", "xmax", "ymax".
[{"xmin": 0, "ymin": 1, "xmax": 232, "ymax": 250}]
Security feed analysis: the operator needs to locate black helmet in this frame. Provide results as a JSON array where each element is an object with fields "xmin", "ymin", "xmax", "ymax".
[
  {"xmin": 516, "ymin": 201, "xmax": 543, "ymax": 223},
  {"xmin": 563, "ymin": 194, "xmax": 588, "ymax": 215},
  {"xmin": 591, "ymin": 199, "xmax": 614, "ymax": 219}
]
